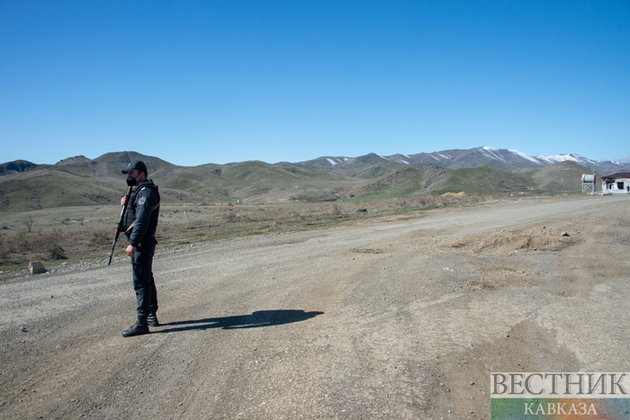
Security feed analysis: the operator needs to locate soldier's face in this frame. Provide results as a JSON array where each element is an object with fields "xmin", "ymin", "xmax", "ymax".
[{"xmin": 129, "ymin": 170, "xmax": 146, "ymax": 183}]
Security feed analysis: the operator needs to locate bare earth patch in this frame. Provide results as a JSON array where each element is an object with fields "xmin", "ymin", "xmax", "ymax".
[{"xmin": 448, "ymin": 224, "xmax": 578, "ymax": 255}]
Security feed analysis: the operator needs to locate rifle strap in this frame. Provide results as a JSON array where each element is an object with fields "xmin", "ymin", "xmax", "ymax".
[{"xmin": 124, "ymin": 202, "xmax": 160, "ymax": 233}]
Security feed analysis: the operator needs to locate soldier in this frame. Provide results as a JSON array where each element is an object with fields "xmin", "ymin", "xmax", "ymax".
[{"xmin": 120, "ymin": 161, "xmax": 161, "ymax": 337}]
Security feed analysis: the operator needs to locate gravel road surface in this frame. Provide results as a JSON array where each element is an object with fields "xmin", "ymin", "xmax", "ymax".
[{"xmin": 1, "ymin": 195, "xmax": 629, "ymax": 419}]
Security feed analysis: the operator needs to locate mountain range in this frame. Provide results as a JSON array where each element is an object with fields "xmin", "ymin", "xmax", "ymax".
[
  {"xmin": 1, "ymin": 146, "xmax": 628, "ymax": 212},
  {"xmin": 299, "ymin": 146, "xmax": 627, "ymax": 174}
]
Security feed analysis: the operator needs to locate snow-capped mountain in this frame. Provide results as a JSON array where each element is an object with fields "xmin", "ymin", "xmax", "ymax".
[
  {"xmin": 298, "ymin": 147, "xmax": 628, "ymax": 174},
  {"xmin": 531, "ymin": 153, "xmax": 625, "ymax": 174},
  {"xmin": 533, "ymin": 153, "xmax": 596, "ymax": 167}
]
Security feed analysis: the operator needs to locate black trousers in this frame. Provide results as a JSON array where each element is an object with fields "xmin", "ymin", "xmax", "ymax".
[{"xmin": 131, "ymin": 240, "xmax": 158, "ymax": 319}]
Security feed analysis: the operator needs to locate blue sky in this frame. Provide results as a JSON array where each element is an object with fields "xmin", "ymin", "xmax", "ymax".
[{"xmin": 1, "ymin": 0, "xmax": 629, "ymax": 166}]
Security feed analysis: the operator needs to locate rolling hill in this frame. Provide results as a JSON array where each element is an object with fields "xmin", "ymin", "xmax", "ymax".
[{"xmin": 0, "ymin": 147, "xmax": 619, "ymax": 212}]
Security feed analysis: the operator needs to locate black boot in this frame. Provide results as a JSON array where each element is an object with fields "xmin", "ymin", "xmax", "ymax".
[
  {"xmin": 122, "ymin": 318, "xmax": 149, "ymax": 337},
  {"xmin": 147, "ymin": 312, "xmax": 159, "ymax": 327}
]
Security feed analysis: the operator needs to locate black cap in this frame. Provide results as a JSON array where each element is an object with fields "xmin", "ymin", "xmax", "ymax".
[{"xmin": 122, "ymin": 160, "xmax": 148, "ymax": 175}]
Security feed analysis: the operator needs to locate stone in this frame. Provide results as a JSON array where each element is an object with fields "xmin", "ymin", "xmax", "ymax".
[{"xmin": 28, "ymin": 261, "xmax": 46, "ymax": 274}]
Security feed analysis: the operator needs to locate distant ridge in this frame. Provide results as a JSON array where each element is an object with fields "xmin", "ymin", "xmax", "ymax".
[
  {"xmin": 0, "ymin": 160, "xmax": 38, "ymax": 175},
  {"xmin": 296, "ymin": 146, "xmax": 628, "ymax": 174},
  {"xmin": 3, "ymin": 146, "xmax": 628, "ymax": 175},
  {"xmin": 56, "ymin": 155, "xmax": 91, "ymax": 165},
  {"xmin": 1, "ymin": 147, "xmax": 628, "ymax": 211}
]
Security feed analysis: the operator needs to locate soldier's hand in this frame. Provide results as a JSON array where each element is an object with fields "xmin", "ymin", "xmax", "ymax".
[
  {"xmin": 126, "ymin": 245, "xmax": 135, "ymax": 257},
  {"xmin": 121, "ymin": 196, "xmax": 127, "ymax": 206}
]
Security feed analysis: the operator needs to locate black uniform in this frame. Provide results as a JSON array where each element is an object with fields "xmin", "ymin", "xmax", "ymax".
[{"xmin": 123, "ymin": 180, "xmax": 160, "ymax": 321}]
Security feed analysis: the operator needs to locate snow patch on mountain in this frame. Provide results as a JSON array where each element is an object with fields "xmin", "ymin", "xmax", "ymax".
[
  {"xmin": 480, "ymin": 147, "xmax": 507, "ymax": 163},
  {"xmin": 508, "ymin": 149, "xmax": 540, "ymax": 164},
  {"xmin": 534, "ymin": 153, "xmax": 596, "ymax": 167}
]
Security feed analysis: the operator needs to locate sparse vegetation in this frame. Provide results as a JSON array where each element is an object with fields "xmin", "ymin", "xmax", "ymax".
[
  {"xmin": 0, "ymin": 227, "xmax": 110, "ymax": 267},
  {"xmin": 0, "ymin": 193, "xmax": 492, "ymax": 273},
  {"xmin": 22, "ymin": 216, "xmax": 34, "ymax": 232}
]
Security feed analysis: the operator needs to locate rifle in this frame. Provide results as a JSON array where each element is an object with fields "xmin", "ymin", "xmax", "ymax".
[{"xmin": 108, "ymin": 186, "xmax": 133, "ymax": 265}]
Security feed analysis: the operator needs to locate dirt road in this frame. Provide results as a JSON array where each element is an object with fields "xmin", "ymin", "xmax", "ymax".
[{"xmin": 1, "ymin": 195, "xmax": 629, "ymax": 419}]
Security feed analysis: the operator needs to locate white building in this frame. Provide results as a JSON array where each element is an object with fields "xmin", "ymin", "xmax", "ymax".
[{"xmin": 602, "ymin": 172, "xmax": 630, "ymax": 195}]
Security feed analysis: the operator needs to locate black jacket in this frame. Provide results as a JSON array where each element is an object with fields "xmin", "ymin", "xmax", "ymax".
[{"xmin": 123, "ymin": 180, "xmax": 160, "ymax": 248}]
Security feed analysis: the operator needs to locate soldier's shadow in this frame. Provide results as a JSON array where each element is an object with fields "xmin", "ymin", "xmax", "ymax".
[{"xmin": 155, "ymin": 309, "xmax": 324, "ymax": 333}]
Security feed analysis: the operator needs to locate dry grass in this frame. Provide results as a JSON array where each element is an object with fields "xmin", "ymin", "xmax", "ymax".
[
  {"xmin": 0, "ymin": 227, "xmax": 112, "ymax": 267},
  {"xmin": 0, "ymin": 194, "xmax": 487, "ymax": 273}
]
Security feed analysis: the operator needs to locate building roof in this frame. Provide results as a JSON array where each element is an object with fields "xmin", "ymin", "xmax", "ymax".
[{"xmin": 602, "ymin": 172, "xmax": 630, "ymax": 180}]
